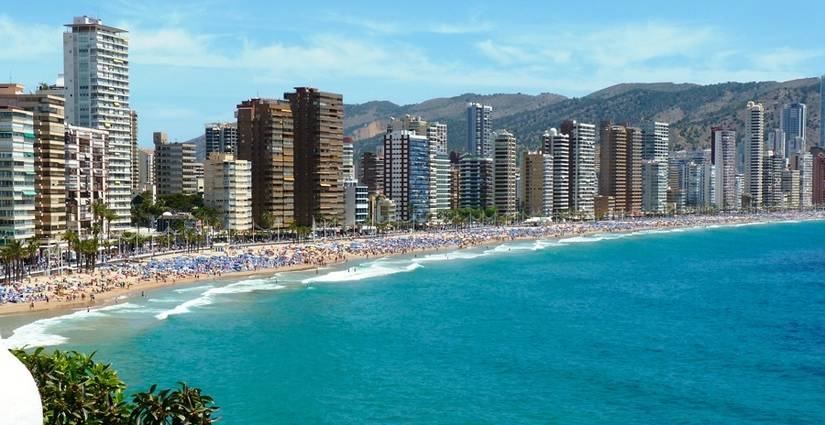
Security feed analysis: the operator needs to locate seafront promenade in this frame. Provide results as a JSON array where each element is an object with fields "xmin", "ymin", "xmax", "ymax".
[{"xmin": 1, "ymin": 210, "xmax": 823, "ymax": 315}]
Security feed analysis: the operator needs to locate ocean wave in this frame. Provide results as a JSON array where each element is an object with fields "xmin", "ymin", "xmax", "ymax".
[
  {"xmin": 414, "ymin": 250, "xmax": 489, "ymax": 263},
  {"xmin": 303, "ymin": 260, "xmax": 422, "ymax": 284},
  {"xmin": 559, "ymin": 233, "xmax": 627, "ymax": 244},
  {"xmin": 156, "ymin": 279, "xmax": 285, "ymax": 320},
  {"xmin": 174, "ymin": 285, "xmax": 214, "ymax": 293}
]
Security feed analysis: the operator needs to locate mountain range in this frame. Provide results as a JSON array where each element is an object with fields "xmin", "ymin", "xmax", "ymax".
[{"xmin": 344, "ymin": 78, "xmax": 822, "ymax": 156}]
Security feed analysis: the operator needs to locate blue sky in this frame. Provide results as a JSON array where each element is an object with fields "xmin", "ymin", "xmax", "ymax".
[{"xmin": 2, "ymin": 0, "xmax": 824, "ymax": 147}]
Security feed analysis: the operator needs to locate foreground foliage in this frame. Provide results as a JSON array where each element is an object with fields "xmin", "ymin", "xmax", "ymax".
[{"xmin": 12, "ymin": 348, "xmax": 219, "ymax": 424}]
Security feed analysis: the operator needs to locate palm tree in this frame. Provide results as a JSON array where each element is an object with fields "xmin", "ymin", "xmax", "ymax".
[
  {"xmin": 23, "ymin": 237, "xmax": 41, "ymax": 278},
  {"xmin": 1, "ymin": 240, "xmax": 24, "ymax": 283},
  {"xmin": 61, "ymin": 230, "xmax": 79, "ymax": 270}
]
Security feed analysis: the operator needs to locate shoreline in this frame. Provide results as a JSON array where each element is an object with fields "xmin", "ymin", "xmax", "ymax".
[{"xmin": 2, "ymin": 212, "xmax": 824, "ymax": 319}]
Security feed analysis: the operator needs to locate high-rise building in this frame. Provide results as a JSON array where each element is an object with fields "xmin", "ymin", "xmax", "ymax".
[
  {"xmin": 383, "ymin": 130, "xmax": 430, "ymax": 222},
  {"xmin": 711, "ymin": 127, "xmax": 737, "ymax": 210},
  {"xmin": 467, "ymin": 103, "xmax": 493, "ymax": 157},
  {"xmin": 820, "ymin": 75, "xmax": 825, "ymax": 147},
  {"xmin": 0, "ymin": 107, "xmax": 36, "ymax": 244},
  {"xmin": 543, "ymin": 128, "xmax": 569, "ymax": 217},
  {"xmin": 492, "ymin": 130, "xmax": 517, "ymax": 217},
  {"xmin": 625, "ymin": 126, "xmax": 643, "ymax": 216},
  {"xmin": 342, "ymin": 136, "xmax": 354, "ymax": 180},
  {"xmin": 128, "ymin": 111, "xmax": 138, "ymax": 196},
  {"xmin": 599, "ymin": 122, "xmax": 627, "ymax": 213},
  {"xmin": 561, "ymin": 120, "xmax": 596, "ymax": 219},
  {"xmin": 643, "ymin": 122, "xmax": 669, "ymax": 162},
  {"xmin": 811, "ymin": 146, "xmax": 825, "ymax": 205},
  {"xmin": 64, "ymin": 16, "xmax": 131, "ymax": 228},
  {"xmin": 358, "ymin": 151, "xmax": 379, "ymax": 195},
  {"xmin": 65, "ymin": 125, "xmax": 107, "ymax": 237},
  {"xmin": 744, "ymin": 101, "xmax": 765, "ymax": 208},
  {"xmin": 789, "ymin": 153, "xmax": 813, "ymax": 208},
  {"xmin": 449, "ymin": 151, "xmax": 461, "ymax": 210},
  {"xmin": 459, "ymin": 155, "xmax": 493, "ymax": 210},
  {"xmin": 203, "ymin": 152, "xmax": 252, "ymax": 232},
  {"xmin": 0, "ymin": 84, "xmax": 67, "ymax": 244},
  {"xmin": 343, "ymin": 179, "xmax": 369, "ymax": 227},
  {"xmin": 153, "ymin": 132, "xmax": 197, "ymax": 196},
  {"xmin": 642, "ymin": 160, "xmax": 667, "ymax": 213},
  {"xmin": 235, "ymin": 98, "xmax": 294, "ymax": 228},
  {"xmin": 781, "ymin": 169, "xmax": 800, "ymax": 209},
  {"xmin": 767, "ymin": 129, "xmax": 786, "ymax": 159},
  {"xmin": 204, "ymin": 122, "xmax": 238, "ymax": 157},
  {"xmin": 285, "ymin": 87, "xmax": 344, "ymax": 226},
  {"xmin": 520, "ymin": 151, "xmax": 552, "ymax": 217},
  {"xmin": 762, "ymin": 153, "xmax": 784, "ymax": 208},
  {"xmin": 781, "ymin": 102, "xmax": 806, "ymax": 157},
  {"xmin": 137, "ymin": 149, "xmax": 154, "ymax": 195},
  {"xmin": 427, "ymin": 122, "xmax": 450, "ymax": 218}
]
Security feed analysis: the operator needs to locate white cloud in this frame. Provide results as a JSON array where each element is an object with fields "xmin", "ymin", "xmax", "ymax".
[
  {"xmin": 323, "ymin": 13, "xmax": 494, "ymax": 35},
  {"xmin": 0, "ymin": 15, "xmax": 62, "ymax": 60}
]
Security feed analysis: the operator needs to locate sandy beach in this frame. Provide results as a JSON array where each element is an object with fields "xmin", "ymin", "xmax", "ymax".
[{"xmin": 2, "ymin": 210, "xmax": 823, "ymax": 318}]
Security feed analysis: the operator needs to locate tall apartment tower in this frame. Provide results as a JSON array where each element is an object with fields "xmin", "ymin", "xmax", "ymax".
[
  {"xmin": 642, "ymin": 160, "xmax": 667, "ymax": 213},
  {"xmin": 459, "ymin": 155, "xmax": 493, "ymax": 210},
  {"xmin": 789, "ymin": 152, "xmax": 813, "ymax": 208},
  {"xmin": 129, "ymin": 110, "xmax": 140, "ymax": 195},
  {"xmin": 762, "ymin": 153, "xmax": 784, "ymax": 208},
  {"xmin": 543, "ymin": 128, "xmax": 569, "ymax": 217},
  {"xmin": 467, "ymin": 103, "xmax": 493, "ymax": 157},
  {"xmin": 711, "ymin": 127, "xmax": 737, "ymax": 210},
  {"xmin": 138, "ymin": 149, "xmax": 154, "ymax": 195},
  {"xmin": 342, "ymin": 136, "xmax": 355, "ymax": 180},
  {"xmin": 205, "ymin": 122, "xmax": 238, "ymax": 157},
  {"xmin": 811, "ymin": 147, "xmax": 825, "ymax": 205},
  {"xmin": 236, "ymin": 98, "xmax": 294, "ymax": 228},
  {"xmin": 64, "ymin": 16, "xmax": 131, "ymax": 228},
  {"xmin": 599, "ymin": 122, "xmax": 627, "ymax": 213},
  {"xmin": 203, "ymin": 153, "xmax": 253, "ymax": 232},
  {"xmin": 767, "ymin": 129, "xmax": 786, "ymax": 159},
  {"xmin": 642, "ymin": 122, "xmax": 670, "ymax": 213},
  {"xmin": 625, "ymin": 126, "xmax": 643, "ymax": 215},
  {"xmin": 153, "ymin": 132, "xmax": 197, "ymax": 196},
  {"xmin": 744, "ymin": 101, "xmax": 765, "ymax": 208},
  {"xmin": 492, "ymin": 130, "xmax": 517, "ymax": 217},
  {"xmin": 65, "ymin": 125, "xmax": 107, "ymax": 237},
  {"xmin": 820, "ymin": 75, "xmax": 825, "ymax": 147},
  {"xmin": 520, "ymin": 151, "xmax": 552, "ymax": 217},
  {"xmin": 561, "ymin": 120, "xmax": 596, "ymax": 219},
  {"xmin": 427, "ymin": 122, "xmax": 450, "ymax": 217},
  {"xmin": 0, "ymin": 107, "xmax": 36, "ymax": 244},
  {"xmin": 449, "ymin": 151, "xmax": 461, "ymax": 209},
  {"xmin": 284, "ymin": 88, "xmax": 344, "ymax": 226},
  {"xmin": 358, "ymin": 151, "xmax": 379, "ymax": 195},
  {"xmin": 383, "ymin": 130, "xmax": 430, "ymax": 222},
  {"xmin": 781, "ymin": 102, "xmax": 806, "ymax": 157},
  {"xmin": 0, "ymin": 84, "xmax": 67, "ymax": 244}
]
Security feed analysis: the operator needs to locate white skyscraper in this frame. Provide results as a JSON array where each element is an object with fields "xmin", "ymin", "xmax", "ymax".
[
  {"xmin": 642, "ymin": 122, "xmax": 670, "ymax": 213},
  {"xmin": 64, "ymin": 16, "xmax": 132, "ymax": 228},
  {"xmin": 342, "ymin": 137, "xmax": 354, "ymax": 180},
  {"xmin": 543, "ymin": 128, "xmax": 569, "ymax": 217},
  {"xmin": 427, "ymin": 122, "xmax": 450, "ymax": 218},
  {"xmin": 744, "ymin": 101, "xmax": 765, "ymax": 208},
  {"xmin": 467, "ymin": 103, "xmax": 493, "ymax": 157},
  {"xmin": 711, "ymin": 127, "xmax": 737, "ymax": 210},
  {"xmin": 562, "ymin": 121, "xmax": 596, "ymax": 219}
]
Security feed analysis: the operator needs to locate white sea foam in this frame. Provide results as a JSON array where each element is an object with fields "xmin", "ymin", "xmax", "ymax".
[
  {"xmin": 174, "ymin": 285, "xmax": 214, "ymax": 293},
  {"xmin": 559, "ymin": 233, "xmax": 627, "ymax": 244},
  {"xmin": 413, "ymin": 250, "xmax": 489, "ymax": 263},
  {"xmin": 303, "ymin": 260, "xmax": 422, "ymax": 284},
  {"xmin": 156, "ymin": 279, "xmax": 285, "ymax": 320}
]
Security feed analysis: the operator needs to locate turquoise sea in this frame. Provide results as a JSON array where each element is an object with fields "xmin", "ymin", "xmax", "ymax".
[{"xmin": 2, "ymin": 221, "xmax": 825, "ymax": 424}]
